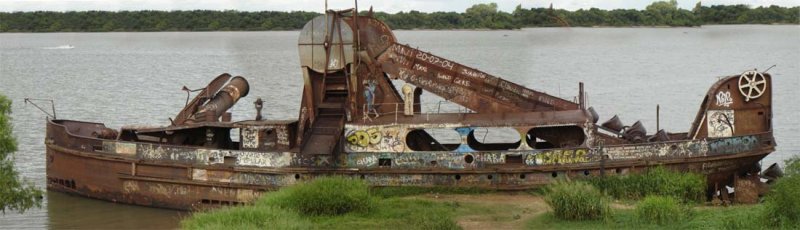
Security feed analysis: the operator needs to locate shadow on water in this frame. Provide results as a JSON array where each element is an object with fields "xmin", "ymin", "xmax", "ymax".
[{"xmin": 46, "ymin": 191, "xmax": 187, "ymax": 229}]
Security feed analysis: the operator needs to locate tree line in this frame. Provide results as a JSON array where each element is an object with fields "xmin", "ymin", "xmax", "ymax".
[{"xmin": 0, "ymin": 1, "xmax": 797, "ymax": 32}]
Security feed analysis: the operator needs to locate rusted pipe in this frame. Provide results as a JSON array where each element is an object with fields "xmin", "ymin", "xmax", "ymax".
[{"xmin": 192, "ymin": 76, "xmax": 250, "ymax": 122}]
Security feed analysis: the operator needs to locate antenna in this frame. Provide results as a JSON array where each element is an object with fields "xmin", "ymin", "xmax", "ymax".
[{"xmin": 763, "ymin": 64, "xmax": 776, "ymax": 73}]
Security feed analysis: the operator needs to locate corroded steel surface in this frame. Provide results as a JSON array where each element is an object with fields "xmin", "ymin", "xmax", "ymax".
[
  {"xmin": 377, "ymin": 43, "xmax": 579, "ymax": 113},
  {"xmin": 45, "ymin": 9, "xmax": 777, "ymax": 210}
]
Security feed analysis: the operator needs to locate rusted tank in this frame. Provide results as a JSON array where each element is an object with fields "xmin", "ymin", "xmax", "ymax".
[{"xmin": 45, "ymin": 8, "xmax": 776, "ymax": 210}]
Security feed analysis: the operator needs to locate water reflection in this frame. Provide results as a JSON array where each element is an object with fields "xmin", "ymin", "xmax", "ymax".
[{"xmin": 47, "ymin": 192, "xmax": 186, "ymax": 229}]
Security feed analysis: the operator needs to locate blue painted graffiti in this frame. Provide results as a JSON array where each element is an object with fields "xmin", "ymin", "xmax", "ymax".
[{"xmin": 708, "ymin": 136, "xmax": 758, "ymax": 155}]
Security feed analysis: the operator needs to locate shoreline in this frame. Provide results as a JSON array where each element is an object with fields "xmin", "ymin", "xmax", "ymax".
[{"xmin": 1, "ymin": 23, "xmax": 797, "ymax": 33}]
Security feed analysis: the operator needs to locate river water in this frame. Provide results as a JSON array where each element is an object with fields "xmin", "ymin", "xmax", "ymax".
[{"xmin": 0, "ymin": 25, "xmax": 798, "ymax": 229}]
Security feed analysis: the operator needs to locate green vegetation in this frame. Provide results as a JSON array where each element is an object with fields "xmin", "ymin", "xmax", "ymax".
[
  {"xmin": 528, "ymin": 204, "xmax": 768, "ymax": 229},
  {"xmin": 182, "ymin": 205, "xmax": 310, "ymax": 230},
  {"xmin": 181, "ymin": 177, "xmax": 459, "ymax": 230},
  {"xmin": 0, "ymin": 94, "xmax": 43, "ymax": 214},
  {"xmin": 543, "ymin": 181, "xmax": 610, "ymax": 221},
  {"xmin": 635, "ymin": 195, "xmax": 691, "ymax": 225},
  {"xmin": 531, "ymin": 160, "xmax": 800, "ymax": 229},
  {"xmin": 586, "ymin": 166, "xmax": 706, "ymax": 203},
  {"xmin": 763, "ymin": 156, "xmax": 800, "ymax": 228},
  {"xmin": 185, "ymin": 164, "xmax": 800, "ymax": 229},
  {"xmin": 263, "ymin": 176, "xmax": 373, "ymax": 216},
  {"xmin": 1, "ymin": 1, "xmax": 798, "ymax": 32}
]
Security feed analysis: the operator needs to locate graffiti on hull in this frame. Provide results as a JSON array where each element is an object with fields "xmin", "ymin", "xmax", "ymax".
[
  {"xmin": 345, "ymin": 125, "xmax": 406, "ymax": 152},
  {"xmin": 708, "ymin": 135, "xmax": 758, "ymax": 155},
  {"xmin": 603, "ymin": 140, "xmax": 709, "ymax": 160},
  {"xmin": 525, "ymin": 149, "xmax": 592, "ymax": 165}
]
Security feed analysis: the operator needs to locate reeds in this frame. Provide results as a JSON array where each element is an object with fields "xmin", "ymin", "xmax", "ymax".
[
  {"xmin": 544, "ymin": 181, "xmax": 611, "ymax": 221},
  {"xmin": 586, "ymin": 166, "xmax": 706, "ymax": 203},
  {"xmin": 635, "ymin": 195, "xmax": 691, "ymax": 225}
]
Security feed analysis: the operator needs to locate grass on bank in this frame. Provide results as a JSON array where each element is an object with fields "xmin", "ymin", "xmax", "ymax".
[
  {"xmin": 585, "ymin": 166, "xmax": 706, "ymax": 203},
  {"xmin": 634, "ymin": 195, "xmax": 692, "ymax": 225},
  {"xmin": 184, "ymin": 159, "xmax": 800, "ymax": 230},
  {"xmin": 181, "ymin": 177, "xmax": 461, "ymax": 230},
  {"xmin": 543, "ymin": 181, "xmax": 610, "ymax": 221},
  {"xmin": 527, "ymin": 204, "xmax": 771, "ymax": 230},
  {"xmin": 530, "ymin": 158, "xmax": 800, "ymax": 229}
]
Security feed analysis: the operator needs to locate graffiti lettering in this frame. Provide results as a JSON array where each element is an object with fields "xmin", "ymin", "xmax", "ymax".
[
  {"xmin": 479, "ymin": 153, "xmax": 504, "ymax": 164},
  {"xmin": 604, "ymin": 140, "xmax": 708, "ymax": 160},
  {"xmin": 437, "ymin": 73, "xmax": 453, "ymax": 81},
  {"xmin": 413, "ymin": 63, "xmax": 428, "ymax": 73},
  {"xmin": 346, "ymin": 128, "xmax": 381, "ymax": 147},
  {"xmin": 345, "ymin": 126, "xmax": 405, "ymax": 152},
  {"xmin": 355, "ymin": 155, "xmax": 378, "ymax": 166},
  {"xmin": 242, "ymin": 128, "xmax": 259, "ymax": 149},
  {"xmin": 526, "ymin": 149, "xmax": 590, "ymax": 165},
  {"xmin": 454, "ymin": 78, "xmax": 471, "ymax": 87},
  {"xmin": 708, "ymin": 136, "xmax": 758, "ymax": 155},
  {"xmin": 391, "ymin": 44, "xmax": 414, "ymax": 56},
  {"xmin": 236, "ymin": 152, "xmax": 292, "ymax": 167},
  {"xmin": 537, "ymin": 95, "xmax": 555, "ymax": 105},
  {"xmin": 415, "ymin": 52, "xmax": 454, "ymax": 70},
  {"xmin": 461, "ymin": 68, "xmax": 487, "ymax": 81},
  {"xmin": 716, "ymin": 91, "xmax": 733, "ymax": 107}
]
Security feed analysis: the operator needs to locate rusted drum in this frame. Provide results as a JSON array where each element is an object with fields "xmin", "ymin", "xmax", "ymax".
[
  {"xmin": 298, "ymin": 14, "xmax": 354, "ymax": 73},
  {"xmin": 602, "ymin": 115, "xmax": 624, "ymax": 132}
]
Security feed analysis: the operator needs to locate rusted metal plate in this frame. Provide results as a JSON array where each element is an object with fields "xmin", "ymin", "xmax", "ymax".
[
  {"xmin": 376, "ymin": 43, "xmax": 579, "ymax": 113},
  {"xmin": 298, "ymin": 14, "xmax": 354, "ymax": 73}
]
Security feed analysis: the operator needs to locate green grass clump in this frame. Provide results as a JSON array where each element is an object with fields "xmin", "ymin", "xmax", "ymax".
[
  {"xmin": 763, "ymin": 156, "xmax": 800, "ymax": 228},
  {"xmin": 544, "ymin": 181, "xmax": 611, "ymax": 221},
  {"xmin": 181, "ymin": 205, "xmax": 309, "ymax": 230},
  {"xmin": 262, "ymin": 176, "xmax": 373, "ymax": 216},
  {"xmin": 182, "ymin": 177, "xmax": 461, "ymax": 229},
  {"xmin": 528, "ymin": 204, "xmax": 768, "ymax": 230},
  {"xmin": 635, "ymin": 195, "xmax": 691, "ymax": 225},
  {"xmin": 586, "ymin": 166, "xmax": 706, "ymax": 202}
]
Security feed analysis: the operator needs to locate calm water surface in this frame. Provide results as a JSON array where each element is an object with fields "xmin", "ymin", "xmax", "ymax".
[{"xmin": 0, "ymin": 25, "xmax": 798, "ymax": 229}]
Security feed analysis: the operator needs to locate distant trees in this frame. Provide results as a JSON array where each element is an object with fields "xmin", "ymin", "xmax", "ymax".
[
  {"xmin": 696, "ymin": 4, "xmax": 799, "ymax": 24},
  {"xmin": 0, "ymin": 2, "xmax": 797, "ymax": 32},
  {"xmin": 0, "ymin": 10, "xmax": 319, "ymax": 32}
]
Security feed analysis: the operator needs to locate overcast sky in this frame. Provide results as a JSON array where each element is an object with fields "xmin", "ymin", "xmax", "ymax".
[{"xmin": 2, "ymin": 0, "xmax": 799, "ymax": 12}]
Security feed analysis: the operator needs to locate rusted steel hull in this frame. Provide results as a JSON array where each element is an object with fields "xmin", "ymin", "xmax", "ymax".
[{"xmin": 46, "ymin": 119, "xmax": 773, "ymax": 210}]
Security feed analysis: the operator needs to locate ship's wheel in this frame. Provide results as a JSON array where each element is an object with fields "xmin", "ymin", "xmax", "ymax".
[{"xmin": 737, "ymin": 70, "xmax": 767, "ymax": 102}]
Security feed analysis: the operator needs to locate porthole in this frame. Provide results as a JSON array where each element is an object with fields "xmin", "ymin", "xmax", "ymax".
[
  {"xmin": 487, "ymin": 174, "xmax": 493, "ymax": 180},
  {"xmin": 294, "ymin": 174, "xmax": 300, "ymax": 180},
  {"xmin": 455, "ymin": 174, "xmax": 461, "ymax": 180},
  {"xmin": 464, "ymin": 154, "xmax": 474, "ymax": 164},
  {"xmin": 551, "ymin": 172, "xmax": 558, "ymax": 178},
  {"xmin": 520, "ymin": 174, "xmax": 527, "ymax": 179}
]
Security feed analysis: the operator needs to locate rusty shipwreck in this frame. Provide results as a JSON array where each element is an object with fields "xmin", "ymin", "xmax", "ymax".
[{"xmin": 45, "ymin": 10, "xmax": 776, "ymax": 210}]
